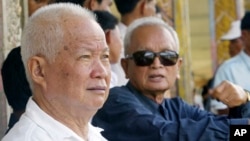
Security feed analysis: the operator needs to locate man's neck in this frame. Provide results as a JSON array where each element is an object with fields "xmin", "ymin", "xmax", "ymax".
[
  {"xmin": 244, "ymin": 48, "xmax": 250, "ymax": 56},
  {"xmin": 143, "ymin": 92, "xmax": 165, "ymax": 104},
  {"xmin": 34, "ymin": 97, "xmax": 92, "ymax": 140},
  {"xmin": 121, "ymin": 14, "xmax": 140, "ymax": 26}
]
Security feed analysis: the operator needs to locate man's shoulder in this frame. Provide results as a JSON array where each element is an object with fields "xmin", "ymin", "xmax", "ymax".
[
  {"xmin": 9, "ymin": 46, "xmax": 21, "ymax": 54},
  {"xmin": 109, "ymin": 85, "xmax": 134, "ymax": 99},
  {"xmin": 3, "ymin": 46, "xmax": 21, "ymax": 63},
  {"xmin": 217, "ymin": 54, "xmax": 243, "ymax": 70},
  {"xmin": 110, "ymin": 85, "xmax": 127, "ymax": 92},
  {"xmin": 225, "ymin": 52, "xmax": 244, "ymax": 64}
]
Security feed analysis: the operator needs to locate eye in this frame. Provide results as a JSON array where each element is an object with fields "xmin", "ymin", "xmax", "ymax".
[
  {"xmin": 101, "ymin": 53, "xmax": 110, "ymax": 60},
  {"xmin": 78, "ymin": 54, "xmax": 91, "ymax": 60}
]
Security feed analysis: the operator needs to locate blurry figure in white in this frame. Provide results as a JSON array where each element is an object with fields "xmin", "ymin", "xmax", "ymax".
[{"xmin": 211, "ymin": 14, "xmax": 250, "ymax": 115}]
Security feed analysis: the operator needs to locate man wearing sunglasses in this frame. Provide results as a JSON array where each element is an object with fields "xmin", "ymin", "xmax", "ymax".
[{"xmin": 92, "ymin": 17, "xmax": 250, "ymax": 141}]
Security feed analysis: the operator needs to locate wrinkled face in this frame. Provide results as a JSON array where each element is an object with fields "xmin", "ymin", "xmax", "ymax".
[
  {"xmin": 43, "ymin": 18, "xmax": 111, "ymax": 111},
  {"xmin": 229, "ymin": 38, "xmax": 244, "ymax": 57},
  {"xmin": 94, "ymin": 0, "xmax": 113, "ymax": 12},
  {"xmin": 108, "ymin": 26, "xmax": 123, "ymax": 64},
  {"xmin": 122, "ymin": 25, "xmax": 182, "ymax": 95}
]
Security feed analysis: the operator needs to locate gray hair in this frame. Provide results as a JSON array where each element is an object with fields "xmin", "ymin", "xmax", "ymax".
[
  {"xmin": 21, "ymin": 3, "xmax": 96, "ymax": 86},
  {"xmin": 124, "ymin": 17, "xmax": 180, "ymax": 55}
]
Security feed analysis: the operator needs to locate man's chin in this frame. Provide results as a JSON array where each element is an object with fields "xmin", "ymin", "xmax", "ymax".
[{"xmin": 148, "ymin": 87, "xmax": 168, "ymax": 94}]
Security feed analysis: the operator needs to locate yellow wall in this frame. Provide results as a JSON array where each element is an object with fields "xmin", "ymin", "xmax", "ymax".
[{"xmin": 189, "ymin": 0, "xmax": 212, "ymax": 88}]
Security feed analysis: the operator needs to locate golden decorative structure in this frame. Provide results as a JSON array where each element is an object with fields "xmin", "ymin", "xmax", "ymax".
[
  {"xmin": 213, "ymin": 0, "xmax": 237, "ymax": 69},
  {"xmin": 174, "ymin": 0, "xmax": 193, "ymax": 103},
  {"xmin": 245, "ymin": 0, "xmax": 250, "ymax": 11}
]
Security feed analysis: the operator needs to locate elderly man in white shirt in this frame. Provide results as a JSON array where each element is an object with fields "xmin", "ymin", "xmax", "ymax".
[{"xmin": 2, "ymin": 3, "xmax": 109, "ymax": 141}]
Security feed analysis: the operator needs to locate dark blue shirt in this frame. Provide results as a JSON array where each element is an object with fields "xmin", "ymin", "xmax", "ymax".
[{"xmin": 92, "ymin": 82, "xmax": 250, "ymax": 141}]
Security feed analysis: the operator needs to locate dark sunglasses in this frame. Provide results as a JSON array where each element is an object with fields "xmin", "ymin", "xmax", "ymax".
[{"xmin": 126, "ymin": 50, "xmax": 179, "ymax": 66}]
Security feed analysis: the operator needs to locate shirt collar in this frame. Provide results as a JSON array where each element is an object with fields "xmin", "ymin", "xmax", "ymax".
[
  {"xmin": 242, "ymin": 50, "xmax": 250, "ymax": 60},
  {"xmin": 240, "ymin": 50, "xmax": 250, "ymax": 69},
  {"xmin": 126, "ymin": 82, "xmax": 162, "ymax": 114},
  {"xmin": 26, "ymin": 98, "xmax": 105, "ymax": 141}
]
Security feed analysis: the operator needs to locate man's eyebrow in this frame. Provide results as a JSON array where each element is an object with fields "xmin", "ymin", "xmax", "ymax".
[{"xmin": 83, "ymin": 46, "xmax": 109, "ymax": 52}]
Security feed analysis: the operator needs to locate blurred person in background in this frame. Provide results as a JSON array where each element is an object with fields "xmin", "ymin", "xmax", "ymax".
[
  {"xmin": 1, "ymin": 47, "xmax": 32, "ymax": 134},
  {"xmin": 28, "ymin": 0, "xmax": 55, "ymax": 16},
  {"xmin": 54, "ymin": 0, "xmax": 113, "ymax": 11},
  {"xmin": 211, "ymin": 13, "xmax": 250, "ymax": 115},
  {"xmin": 114, "ymin": 0, "xmax": 156, "ymax": 39},
  {"xmin": 155, "ymin": 4, "xmax": 163, "ymax": 19},
  {"xmin": 206, "ymin": 20, "xmax": 243, "ymax": 114},
  {"xmin": 83, "ymin": 0, "xmax": 113, "ymax": 11},
  {"xmin": 93, "ymin": 10, "xmax": 123, "ymax": 88},
  {"xmin": 221, "ymin": 20, "xmax": 244, "ymax": 57}
]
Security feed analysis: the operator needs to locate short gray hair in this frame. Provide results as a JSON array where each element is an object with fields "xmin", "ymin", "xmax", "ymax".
[
  {"xmin": 21, "ymin": 3, "xmax": 96, "ymax": 86},
  {"xmin": 124, "ymin": 17, "xmax": 180, "ymax": 55}
]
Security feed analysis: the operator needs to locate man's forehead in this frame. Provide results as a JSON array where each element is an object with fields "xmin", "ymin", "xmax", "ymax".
[
  {"xmin": 74, "ymin": 44, "xmax": 109, "ymax": 52},
  {"xmin": 130, "ymin": 25, "xmax": 177, "ymax": 50},
  {"xmin": 61, "ymin": 38, "xmax": 108, "ymax": 56},
  {"xmin": 132, "ymin": 25, "xmax": 173, "ymax": 41},
  {"xmin": 65, "ymin": 18, "xmax": 101, "ymax": 33},
  {"xmin": 62, "ymin": 18, "xmax": 106, "ymax": 45},
  {"xmin": 134, "ymin": 24, "xmax": 165, "ymax": 32}
]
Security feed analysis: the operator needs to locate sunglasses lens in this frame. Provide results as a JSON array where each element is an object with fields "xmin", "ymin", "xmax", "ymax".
[
  {"xmin": 160, "ymin": 52, "xmax": 178, "ymax": 66},
  {"xmin": 129, "ymin": 51, "xmax": 178, "ymax": 66},
  {"xmin": 133, "ymin": 51, "xmax": 154, "ymax": 66}
]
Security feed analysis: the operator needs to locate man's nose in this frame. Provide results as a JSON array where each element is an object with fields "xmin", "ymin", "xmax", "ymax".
[{"xmin": 90, "ymin": 60, "xmax": 110, "ymax": 79}]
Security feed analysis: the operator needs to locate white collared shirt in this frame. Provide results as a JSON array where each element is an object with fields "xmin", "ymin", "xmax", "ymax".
[{"xmin": 2, "ymin": 98, "xmax": 107, "ymax": 141}]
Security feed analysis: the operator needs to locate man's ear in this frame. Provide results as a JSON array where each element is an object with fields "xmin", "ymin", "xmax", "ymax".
[
  {"xmin": 105, "ymin": 30, "xmax": 111, "ymax": 45},
  {"xmin": 28, "ymin": 56, "xmax": 47, "ymax": 88},
  {"xmin": 89, "ymin": 0, "xmax": 98, "ymax": 10},
  {"xmin": 121, "ymin": 58, "xmax": 129, "ymax": 79},
  {"xmin": 139, "ymin": 0, "xmax": 147, "ymax": 15}
]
